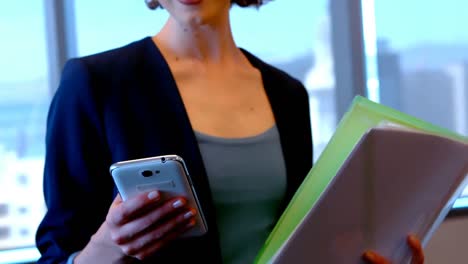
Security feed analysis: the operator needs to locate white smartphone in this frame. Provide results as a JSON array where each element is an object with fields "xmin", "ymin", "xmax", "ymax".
[{"xmin": 109, "ymin": 154, "xmax": 207, "ymax": 237}]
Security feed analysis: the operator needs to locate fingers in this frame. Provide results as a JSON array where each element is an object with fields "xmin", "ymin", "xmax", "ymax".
[
  {"xmin": 111, "ymin": 197, "xmax": 190, "ymax": 244},
  {"xmin": 133, "ymin": 218, "xmax": 197, "ymax": 260},
  {"xmin": 362, "ymin": 251, "xmax": 391, "ymax": 264},
  {"xmin": 362, "ymin": 234, "xmax": 424, "ymax": 264},
  {"xmin": 408, "ymin": 235, "xmax": 424, "ymax": 264},
  {"xmin": 122, "ymin": 209, "xmax": 197, "ymax": 259},
  {"xmin": 107, "ymin": 191, "xmax": 161, "ymax": 226},
  {"xmin": 105, "ymin": 191, "xmax": 198, "ymax": 259}
]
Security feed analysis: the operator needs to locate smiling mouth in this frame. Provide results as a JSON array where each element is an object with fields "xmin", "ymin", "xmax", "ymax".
[{"xmin": 178, "ymin": 0, "xmax": 202, "ymax": 5}]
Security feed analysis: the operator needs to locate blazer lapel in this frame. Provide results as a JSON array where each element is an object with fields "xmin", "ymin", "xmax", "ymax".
[
  {"xmin": 142, "ymin": 37, "xmax": 223, "ymax": 261},
  {"xmin": 241, "ymin": 49, "xmax": 302, "ymax": 202}
]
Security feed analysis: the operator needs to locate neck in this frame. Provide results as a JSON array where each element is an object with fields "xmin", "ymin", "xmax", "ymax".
[{"xmin": 154, "ymin": 13, "xmax": 243, "ymax": 64}]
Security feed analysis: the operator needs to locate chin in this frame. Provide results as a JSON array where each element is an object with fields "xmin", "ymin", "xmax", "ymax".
[
  {"xmin": 167, "ymin": 0, "xmax": 230, "ymax": 27},
  {"xmin": 178, "ymin": 10, "xmax": 223, "ymax": 27}
]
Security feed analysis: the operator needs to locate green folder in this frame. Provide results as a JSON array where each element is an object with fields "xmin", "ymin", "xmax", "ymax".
[{"xmin": 254, "ymin": 95, "xmax": 468, "ymax": 264}]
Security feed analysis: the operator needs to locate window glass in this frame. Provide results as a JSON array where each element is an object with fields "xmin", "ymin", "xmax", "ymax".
[
  {"xmin": 0, "ymin": 1, "xmax": 49, "ymax": 262},
  {"xmin": 369, "ymin": 0, "xmax": 468, "ymax": 208}
]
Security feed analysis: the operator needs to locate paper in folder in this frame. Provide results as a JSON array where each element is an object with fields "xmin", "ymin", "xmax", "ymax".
[{"xmin": 254, "ymin": 96, "xmax": 468, "ymax": 264}]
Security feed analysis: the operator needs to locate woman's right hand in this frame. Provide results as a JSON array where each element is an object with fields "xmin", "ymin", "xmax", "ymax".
[
  {"xmin": 362, "ymin": 234, "xmax": 424, "ymax": 264},
  {"xmin": 76, "ymin": 191, "xmax": 197, "ymax": 263}
]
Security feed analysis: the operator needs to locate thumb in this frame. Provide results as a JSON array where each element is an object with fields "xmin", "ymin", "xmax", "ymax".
[
  {"xmin": 408, "ymin": 235, "xmax": 424, "ymax": 264},
  {"xmin": 110, "ymin": 193, "xmax": 123, "ymax": 208},
  {"xmin": 362, "ymin": 251, "xmax": 391, "ymax": 264}
]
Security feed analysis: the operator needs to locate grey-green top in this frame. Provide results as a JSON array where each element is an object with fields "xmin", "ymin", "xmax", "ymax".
[{"xmin": 195, "ymin": 125, "xmax": 287, "ymax": 264}]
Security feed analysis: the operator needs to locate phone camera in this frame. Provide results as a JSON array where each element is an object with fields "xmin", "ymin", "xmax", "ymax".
[
  {"xmin": 141, "ymin": 170, "xmax": 153, "ymax": 177},
  {"xmin": 161, "ymin": 157, "xmax": 166, "ymax": 163}
]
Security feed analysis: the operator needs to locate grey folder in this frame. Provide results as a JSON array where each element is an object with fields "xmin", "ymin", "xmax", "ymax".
[{"xmin": 272, "ymin": 127, "xmax": 468, "ymax": 264}]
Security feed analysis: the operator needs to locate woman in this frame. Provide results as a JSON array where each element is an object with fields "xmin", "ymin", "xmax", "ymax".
[{"xmin": 35, "ymin": 0, "xmax": 423, "ymax": 263}]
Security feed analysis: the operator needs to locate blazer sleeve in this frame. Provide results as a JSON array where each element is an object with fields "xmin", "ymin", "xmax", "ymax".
[
  {"xmin": 288, "ymin": 80, "xmax": 313, "ymax": 198},
  {"xmin": 35, "ymin": 59, "xmax": 115, "ymax": 264}
]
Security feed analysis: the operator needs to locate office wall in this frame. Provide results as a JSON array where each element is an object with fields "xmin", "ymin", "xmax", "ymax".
[{"xmin": 426, "ymin": 216, "xmax": 468, "ymax": 263}]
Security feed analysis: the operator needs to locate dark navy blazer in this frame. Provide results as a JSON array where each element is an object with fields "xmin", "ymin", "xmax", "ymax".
[{"xmin": 35, "ymin": 37, "xmax": 313, "ymax": 263}]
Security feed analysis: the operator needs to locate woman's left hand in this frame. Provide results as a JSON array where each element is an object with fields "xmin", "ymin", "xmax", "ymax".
[{"xmin": 362, "ymin": 234, "xmax": 424, "ymax": 264}]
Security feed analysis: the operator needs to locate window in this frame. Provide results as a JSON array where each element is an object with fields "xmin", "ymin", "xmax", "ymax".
[
  {"xmin": 0, "ymin": 1, "xmax": 49, "ymax": 263},
  {"xmin": 74, "ymin": 1, "xmax": 168, "ymax": 56},
  {"xmin": 230, "ymin": 1, "xmax": 336, "ymax": 160},
  {"xmin": 366, "ymin": 0, "xmax": 468, "ymax": 209}
]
